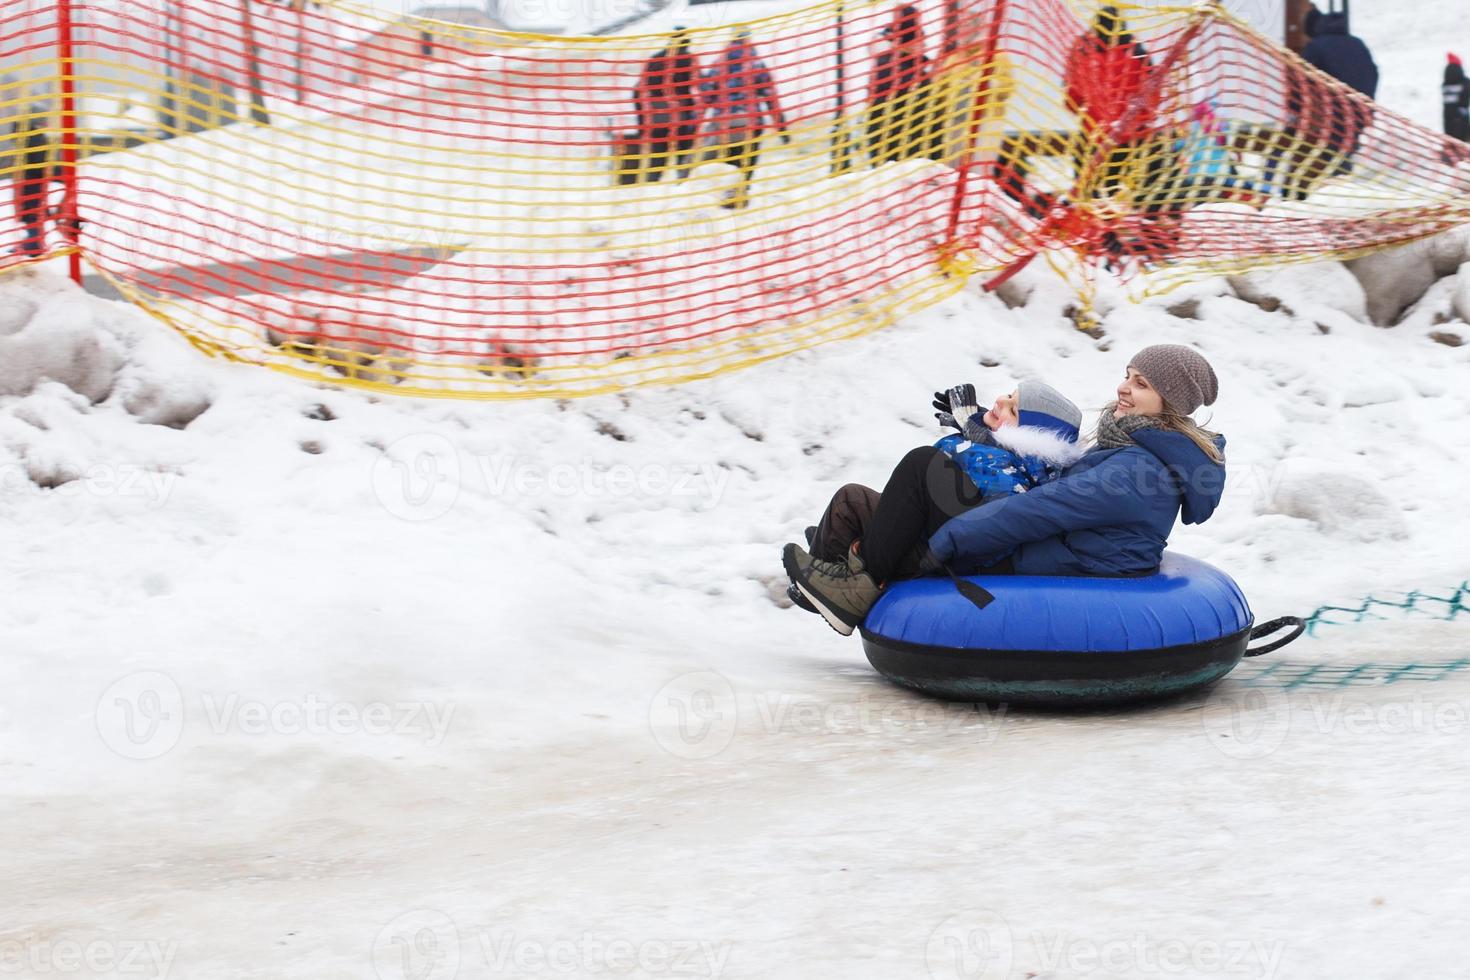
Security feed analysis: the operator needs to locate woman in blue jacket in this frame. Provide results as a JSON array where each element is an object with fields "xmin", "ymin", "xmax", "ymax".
[{"xmin": 784, "ymin": 345, "xmax": 1225, "ymax": 636}]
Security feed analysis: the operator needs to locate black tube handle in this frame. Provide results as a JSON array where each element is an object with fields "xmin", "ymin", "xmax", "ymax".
[{"xmin": 1245, "ymin": 616, "xmax": 1306, "ymax": 657}]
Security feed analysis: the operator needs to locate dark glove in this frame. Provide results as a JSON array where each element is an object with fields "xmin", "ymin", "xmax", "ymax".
[
  {"xmin": 946, "ymin": 384, "xmax": 980, "ymax": 429},
  {"xmin": 946, "ymin": 383, "xmax": 992, "ymax": 443},
  {"xmin": 931, "ymin": 389, "xmax": 953, "ymax": 415},
  {"xmin": 935, "ymin": 410, "xmax": 960, "ymax": 432}
]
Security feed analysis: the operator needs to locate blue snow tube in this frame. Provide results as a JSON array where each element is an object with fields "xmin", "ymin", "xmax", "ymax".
[{"xmin": 860, "ymin": 553, "xmax": 1268, "ymax": 706}]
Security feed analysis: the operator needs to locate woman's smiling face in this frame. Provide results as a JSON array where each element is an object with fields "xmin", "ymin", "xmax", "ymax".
[{"xmin": 1115, "ymin": 368, "xmax": 1165, "ymax": 418}]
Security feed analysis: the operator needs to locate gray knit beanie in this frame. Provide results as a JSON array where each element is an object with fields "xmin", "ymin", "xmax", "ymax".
[
  {"xmin": 1128, "ymin": 344, "xmax": 1218, "ymax": 415},
  {"xmin": 1016, "ymin": 380, "xmax": 1083, "ymax": 439}
]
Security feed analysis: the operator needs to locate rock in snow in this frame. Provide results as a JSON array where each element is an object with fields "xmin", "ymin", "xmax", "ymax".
[
  {"xmin": 1346, "ymin": 241, "xmax": 1440, "ymax": 326},
  {"xmin": 1454, "ymin": 261, "xmax": 1470, "ymax": 326},
  {"xmin": 0, "ymin": 266, "xmax": 212, "ymax": 425},
  {"xmin": 1263, "ymin": 468, "xmax": 1409, "ymax": 543},
  {"xmin": 1228, "ymin": 260, "xmax": 1367, "ymax": 322}
]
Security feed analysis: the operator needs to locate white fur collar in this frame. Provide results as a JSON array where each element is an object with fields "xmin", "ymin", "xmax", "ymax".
[{"xmin": 991, "ymin": 424, "xmax": 1086, "ymax": 467}]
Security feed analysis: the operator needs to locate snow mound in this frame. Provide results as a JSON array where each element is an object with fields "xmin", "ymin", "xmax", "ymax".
[
  {"xmin": 1454, "ymin": 262, "xmax": 1470, "ymax": 326},
  {"xmin": 1345, "ymin": 241, "xmax": 1440, "ymax": 326},
  {"xmin": 1341, "ymin": 230, "xmax": 1470, "ymax": 327},
  {"xmin": 1227, "ymin": 260, "xmax": 1367, "ymax": 323},
  {"xmin": 1263, "ymin": 468, "xmax": 1409, "ymax": 543},
  {"xmin": 0, "ymin": 264, "xmax": 213, "ymax": 427}
]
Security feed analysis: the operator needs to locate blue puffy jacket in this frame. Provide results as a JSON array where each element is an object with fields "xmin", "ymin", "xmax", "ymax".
[
  {"xmin": 1302, "ymin": 12, "xmax": 1378, "ymax": 98},
  {"xmin": 934, "ymin": 423, "xmax": 1083, "ymax": 499},
  {"xmin": 928, "ymin": 428, "xmax": 1227, "ymax": 576}
]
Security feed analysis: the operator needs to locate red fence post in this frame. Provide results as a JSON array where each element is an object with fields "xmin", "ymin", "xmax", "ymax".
[
  {"xmin": 942, "ymin": 0, "xmax": 1008, "ymax": 253},
  {"xmin": 57, "ymin": 0, "xmax": 82, "ymax": 285}
]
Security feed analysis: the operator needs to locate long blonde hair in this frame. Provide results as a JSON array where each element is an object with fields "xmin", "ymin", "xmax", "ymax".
[{"xmin": 1155, "ymin": 407, "xmax": 1224, "ymax": 464}]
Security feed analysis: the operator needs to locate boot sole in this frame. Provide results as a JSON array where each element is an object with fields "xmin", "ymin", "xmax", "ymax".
[
  {"xmin": 786, "ymin": 584, "xmax": 818, "ymax": 614},
  {"xmin": 782, "ymin": 545, "xmax": 859, "ymax": 637}
]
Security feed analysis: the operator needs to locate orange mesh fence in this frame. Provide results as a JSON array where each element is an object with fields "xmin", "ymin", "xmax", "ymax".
[
  {"xmin": 3, "ymin": 0, "xmax": 1469, "ymax": 398},
  {"xmin": 974, "ymin": 0, "xmax": 1470, "ymax": 297}
]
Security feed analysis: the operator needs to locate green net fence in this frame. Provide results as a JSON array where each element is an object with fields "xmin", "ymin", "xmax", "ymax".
[
  {"xmin": 1228, "ymin": 581, "xmax": 1470, "ymax": 690},
  {"xmin": 1239, "ymin": 659, "xmax": 1470, "ymax": 690},
  {"xmin": 1302, "ymin": 583, "xmax": 1470, "ymax": 634}
]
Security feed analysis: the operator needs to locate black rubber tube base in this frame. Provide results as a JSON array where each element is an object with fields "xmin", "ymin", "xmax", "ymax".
[{"xmin": 859, "ymin": 627, "xmax": 1252, "ymax": 707}]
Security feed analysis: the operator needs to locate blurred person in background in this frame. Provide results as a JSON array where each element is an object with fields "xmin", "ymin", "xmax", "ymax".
[
  {"xmin": 2, "ymin": 76, "xmax": 56, "ymax": 258},
  {"xmin": 1063, "ymin": 5, "xmax": 1159, "ymax": 195},
  {"xmin": 1269, "ymin": 4, "xmax": 1377, "ymax": 199},
  {"xmin": 693, "ymin": 29, "xmax": 790, "ymax": 210},
  {"xmin": 866, "ymin": 5, "xmax": 940, "ymax": 164},
  {"xmin": 632, "ymin": 28, "xmax": 701, "ymax": 182},
  {"xmin": 1444, "ymin": 53, "xmax": 1469, "ymax": 144}
]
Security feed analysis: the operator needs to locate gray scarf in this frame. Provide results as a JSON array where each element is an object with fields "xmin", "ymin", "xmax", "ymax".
[{"xmin": 1094, "ymin": 404, "xmax": 1163, "ymax": 449}]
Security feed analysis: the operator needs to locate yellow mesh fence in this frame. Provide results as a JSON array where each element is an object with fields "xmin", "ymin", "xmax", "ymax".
[{"xmin": 2, "ymin": 0, "xmax": 1468, "ymax": 398}]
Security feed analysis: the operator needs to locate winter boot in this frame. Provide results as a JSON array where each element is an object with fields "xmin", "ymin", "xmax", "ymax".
[
  {"xmin": 782, "ymin": 541, "xmax": 880, "ymax": 636},
  {"xmin": 785, "ymin": 528, "xmax": 822, "ymax": 612},
  {"xmin": 786, "ymin": 583, "xmax": 817, "ymax": 613}
]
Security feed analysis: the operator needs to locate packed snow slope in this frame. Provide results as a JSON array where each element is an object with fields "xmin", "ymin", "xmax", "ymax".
[{"xmin": 3, "ymin": 256, "xmax": 1470, "ymax": 979}]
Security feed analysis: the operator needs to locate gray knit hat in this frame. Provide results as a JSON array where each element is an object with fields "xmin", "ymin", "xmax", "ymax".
[
  {"xmin": 1128, "ymin": 344, "xmax": 1219, "ymax": 415},
  {"xmin": 1016, "ymin": 380, "xmax": 1083, "ymax": 440}
]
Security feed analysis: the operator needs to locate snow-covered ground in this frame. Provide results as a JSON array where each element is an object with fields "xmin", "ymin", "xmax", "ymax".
[
  {"xmin": 4, "ymin": 236, "xmax": 1470, "ymax": 978},
  {"xmin": 5, "ymin": 0, "xmax": 1470, "ymax": 974}
]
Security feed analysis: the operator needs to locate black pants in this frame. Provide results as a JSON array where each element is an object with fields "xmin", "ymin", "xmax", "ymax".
[
  {"xmin": 812, "ymin": 446, "xmax": 1007, "ymax": 583},
  {"xmin": 636, "ymin": 104, "xmax": 698, "ymax": 182},
  {"xmin": 14, "ymin": 174, "xmax": 49, "ymax": 255},
  {"xmin": 709, "ymin": 134, "xmax": 763, "ymax": 209},
  {"xmin": 867, "ymin": 88, "xmax": 945, "ymax": 166}
]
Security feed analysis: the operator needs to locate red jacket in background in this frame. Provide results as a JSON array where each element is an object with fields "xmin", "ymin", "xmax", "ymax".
[{"xmin": 1064, "ymin": 32, "xmax": 1157, "ymax": 143}]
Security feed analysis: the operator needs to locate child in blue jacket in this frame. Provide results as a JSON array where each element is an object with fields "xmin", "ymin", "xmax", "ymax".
[
  {"xmin": 932, "ymin": 380, "xmax": 1084, "ymax": 498},
  {"xmin": 788, "ymin": 380, "xmax": 1082, "ymax": 611},
  {"xmin": 785, "ymin": 345, "xmax": 1224, "ymax": 636}
]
